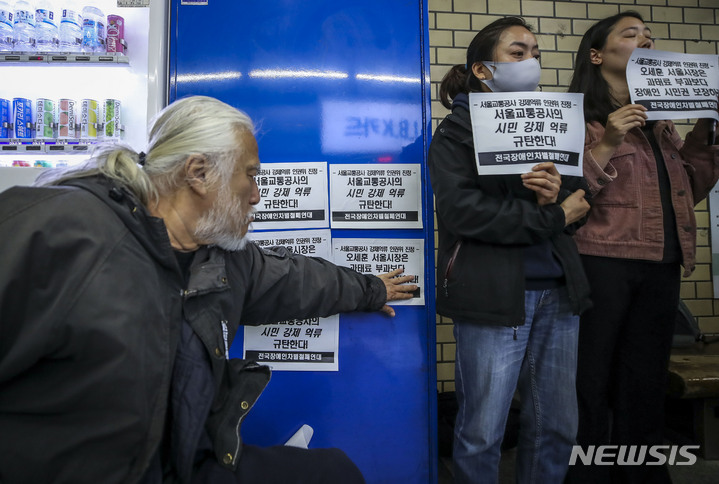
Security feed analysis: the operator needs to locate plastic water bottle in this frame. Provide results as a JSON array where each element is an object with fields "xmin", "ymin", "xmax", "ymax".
[
  {"xmin": 13, "ymin": 0, "xmax": 36, "ymax": 52},
  {"xmin": 80, "ymin": 5, "xmax": 103, "ymax": 53},
  {"xmin": 58, "ymin": 1, "xmax": 81, "ymax": 52},
  {"xmin": 35, "ymin": 0, "xmax": 57, "ymax": 52},
  {"xmin": 0, "ymin": 0, "xmax": 14, "ymax": 51}
]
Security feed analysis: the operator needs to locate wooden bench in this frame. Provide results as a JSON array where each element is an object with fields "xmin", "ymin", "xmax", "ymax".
[{"xmin": 666, "ymin": 342, "xmax": 719, "ymax": 460}]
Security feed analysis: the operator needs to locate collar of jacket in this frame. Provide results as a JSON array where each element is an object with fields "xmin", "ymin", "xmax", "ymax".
[
  {"xmin": 443, "ymin": 103, "xmax": 474, "ymax": 148},
  {"xmin": 62, "ymin": 175, "xmax": 185, "ymax": 274},
  {"xmin": 183, "ymin": 247, "xmax": 230, "ymax": 298}
]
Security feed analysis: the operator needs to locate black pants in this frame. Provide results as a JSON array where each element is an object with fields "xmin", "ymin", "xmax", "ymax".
[
  {"xmin": 566, "ymin": 256, "xmax": 679, "ymax": 484},
  {"xmin": 192, "ymin": 445, "xmax": 366, "ymax": 484}
]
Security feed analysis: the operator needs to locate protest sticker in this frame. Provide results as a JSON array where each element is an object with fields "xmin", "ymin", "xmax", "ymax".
[
  {"xmin": 627, "ymin": 49, "xmax": 719, "ymax": 122},
  {"xmin": 249, "ymin": 229, "xmax": 331, "ymax": 260},
  {"xmin": 332, "ymin": 238, "xmax": 424, "ymax": 306},
  {"xmin": 252, "ymin": 162, "xmax": 329, "ymax": 231},
  {"xmin": 329, "ymin": 163, "xmax": 422, "ymax": 229},
  {"xmin": 468, "ymin": 91, "xmax": 585, "ymax": 177},
  {"xmin": 244, "ymin": 229, "xmax": 338, "ymax": 371},
  {"xmin": 243, "ymin": 315, "xmax": 340, "ymax": 372}
]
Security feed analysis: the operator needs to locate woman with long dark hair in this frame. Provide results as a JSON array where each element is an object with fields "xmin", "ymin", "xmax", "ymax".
[
  {"xmin": 429, "ymin": 17, "xmax": 592, "ymax": 483},
  {"xmin": 566, "ymin": 12, "xmax": 719, "ymax": 483}
]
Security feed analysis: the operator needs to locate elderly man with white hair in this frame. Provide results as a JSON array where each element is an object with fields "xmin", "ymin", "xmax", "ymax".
[{"xmin": 0, "ymin": 96, "xmax": 416, "ymax": 484}]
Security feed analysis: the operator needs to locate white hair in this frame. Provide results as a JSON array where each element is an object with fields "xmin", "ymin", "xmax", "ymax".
[{"xmin": 35, "ymin": 96, "xmax": 255, "ymax": 206}]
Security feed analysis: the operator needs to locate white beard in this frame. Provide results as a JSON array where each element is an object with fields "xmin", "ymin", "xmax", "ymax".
[{"xmin": 194, "ymin": 184, "xmax": 255, "ymax": 252}]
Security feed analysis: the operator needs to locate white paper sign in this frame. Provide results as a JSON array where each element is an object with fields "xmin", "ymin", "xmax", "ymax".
[
  {"xmin": 253, "ymin": 162, "xmax": 329, "ymax": 230},
  {"xmin": 468, "ymin": 91, "xmax": 585, "ymax": 177},
  {"xmin": 244, "ymin": 229, "xmax": 338, "ymax": 371},
  {"xmin": 627, "ymin": 49, "xmax": 719, "ymax": 122},
  {"xmin": 243, "ymin": 315, "xmax": 339, "ymax": 372},
  {"xmin": 329, "ymin": 163, "xmax": 422, "ymax": 229},
  {"xmin": 249, "ymin": 229, "xmax": 332, "ymax": 260},
  {"xmin": 332, "ymin": 238, "xmax": 424, "ymax": 305}
]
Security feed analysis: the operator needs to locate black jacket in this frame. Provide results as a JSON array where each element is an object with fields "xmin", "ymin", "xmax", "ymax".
[
  {"xmin": 428, "ymin": 101, "xmax": 591, "ymax": 326},
  {"xmin": 0, "ymin": 176, "xmax": 386, "ymax": 484}
]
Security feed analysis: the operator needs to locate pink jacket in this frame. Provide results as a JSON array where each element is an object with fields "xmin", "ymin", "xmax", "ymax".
[{"xmin": 575, "ymin": 120, "xmax": 719, "ymax": 276}]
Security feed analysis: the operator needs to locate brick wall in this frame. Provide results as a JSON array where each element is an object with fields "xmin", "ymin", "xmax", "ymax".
[{"xmin": 428, "ymin": 0, "xmax": 719, "ymax": 392}]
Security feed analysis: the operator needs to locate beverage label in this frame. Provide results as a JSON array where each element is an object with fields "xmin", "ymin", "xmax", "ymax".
[
  {"xmin": 82, "ymin": 18, "xmax": 97, "ymax": 45},
  {"xmin": 61, "ymin": 9, "xmax": 80, "ymax": 27},
  {"xmin": 0, "ymin": 98, "xmax": 10, "ymax": 138},
  {"xmin": 13, "ymin": 9, "xmax": 34, "ymax": 26},
  {"xmin": 35, "ymin": 9, "xmax": 56, "ymax": 26},
  {"xmin": 12, "ymin": 98, "xmax": 33, "ymax": 139},
  {"xmin": 0, "ymin": 9, "xmax": 13, "ymax": 27},
  {"xmin": 57, "ymin": 98, "xmax": 76, "ymax": 138},
  {"xmin": 82, "ymin": 17, "xmax": 104, "ymax": 50},
  {"xmin": 103, "ymin": 99, "xmax": 121, "ymax": 139},
  {"xmin": 35, "ymin": 98, "xmax": 55, "ymax": 138},
  {"xmin": 106, "ymin": 15, "xmax": 124, "ymax": 53},
  {"xmin": 80, "ymin": 99, "xmax": 98, "ymax": 138}
]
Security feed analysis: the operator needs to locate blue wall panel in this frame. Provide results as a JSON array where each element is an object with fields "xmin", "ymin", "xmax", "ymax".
[{"xmin": 169, "ymin": 2, "xmax": 436, "ymax": 482}]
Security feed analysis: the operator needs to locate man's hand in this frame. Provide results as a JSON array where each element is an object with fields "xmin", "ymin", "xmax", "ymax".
[
  {"xmin": 376, "ymin": 267, "xmax": 418, "ymax": 317},
  {"xmin": 521, "ymin": 162, "xmax": 561, "ymax": 205}
]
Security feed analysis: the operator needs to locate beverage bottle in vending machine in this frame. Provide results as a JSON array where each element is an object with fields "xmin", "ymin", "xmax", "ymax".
[
  {"xmin": 35, "ymin": 98, "xmax": 55, "ymax": 138},
  {"xmin": 58, "ymin": 0, "xmax": 81, "ymax": 52},
  {"xmin": 13, "ymin": 0, "xmax": 36, "ymax": 52},
  {"xmin": 57, "ymin": 98, "xmax": 77, "ymax": 139},
  {"xmin": 103, "ymin": 99, "xmax": 121, "ymax": 140},
  {"xmin": 80, "ymin": 5, "xmax": 103, "ymax": 53},
  {"xmin": 35, "ymin": 0, "xmax": 58, "ymax": 52},
  {"xmin": 0, "ymin": 98, "xmax": 10, "ymax": 138},
  {"xmin": 13, "ymin": 97, "xmax": 33, "ymax": 139},
  {"xmin": 105, "ymin": 14, "xmax": 124, "ymax": 54},
  {"xmin": 0, "ymin": 0, "xmax": 14, "ymax": 51}
]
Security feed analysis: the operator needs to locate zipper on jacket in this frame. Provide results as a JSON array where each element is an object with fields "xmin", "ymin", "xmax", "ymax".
[
  {"xmin": 221, "ymin": 320, "xmax": 230, "ymax": 360},
  {"xmin": 512, "ymin": 326, "xmax": 518, "ymax": 340},
  {"xmin": 443, "ymin": 241, "xmax": 462, "ymax": 297}
]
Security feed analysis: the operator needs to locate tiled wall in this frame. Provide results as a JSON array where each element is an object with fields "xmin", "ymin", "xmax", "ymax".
[{"xmin": 428, "ymin": 0, "xmax": 719, "ymax": 392}]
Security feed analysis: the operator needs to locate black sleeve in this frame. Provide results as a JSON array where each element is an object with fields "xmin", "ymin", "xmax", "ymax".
[
  {"xmin": 228, "ymin": 244, "xmax": 387, "ymax": 325},
  {"xmin": 428, "ymin": 122, "xmax": 566, "ymax": 245},
  {"xmin": 557, "ymin": 175, "xmax": 592, "ymax": 236}
]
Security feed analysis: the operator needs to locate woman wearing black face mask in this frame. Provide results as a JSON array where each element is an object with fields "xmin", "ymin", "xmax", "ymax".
[{"xmin": 428, "ymin": 16, "xmax": 592, "ymax": 484}]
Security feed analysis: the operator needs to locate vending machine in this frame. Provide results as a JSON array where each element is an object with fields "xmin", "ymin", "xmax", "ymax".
[
  {"xmin": 169, "ymin": 1, "xmax": 436, "ymax": 483},
  {"xmin": 0, "ymin": 0, "xmax": 168, "ymax": 192}
]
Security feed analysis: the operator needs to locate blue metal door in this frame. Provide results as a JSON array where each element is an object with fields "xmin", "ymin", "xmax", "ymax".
[{"xmin": 169, "ymin": 2, "xmax": 436, "ymax": 482}]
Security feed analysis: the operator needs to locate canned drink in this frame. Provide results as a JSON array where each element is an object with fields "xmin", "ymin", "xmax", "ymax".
[
  {"xmin": 57, "ymin": 98, "xmax": 77, "ymax": 139},
  {"xmin": 35, "ymin": 98, "xmax": 55, "ymax": 139},
  {"xmin": 103, "ymin": 99, "xmax": 121, "ymax": 140},
  {"xmin": 0, "ymin": 98, "xmax": 9, "ymax": 138},
  {"xmin": 105, "ymin": 15, "xmax": 125, "ymax": 54},
  {"xmin": 12, "ymin": 98, "xmax": 33, "ymax": 139},
  {"xmin": 80, "ymin": 98, "xmax": 98, "ymax": 139}
]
